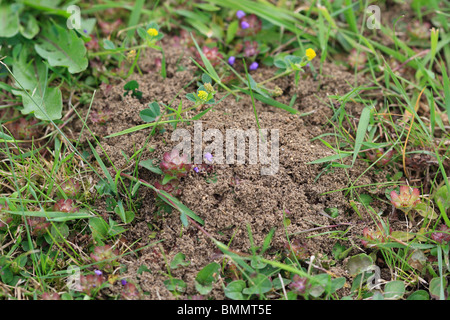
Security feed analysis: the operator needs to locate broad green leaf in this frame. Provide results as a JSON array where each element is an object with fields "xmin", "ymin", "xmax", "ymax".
[
  {"xmin": 434, "ymin": 185, "xmax": 450, "ymax": 210},
  {"xmin": 243, "ymin": 274, "xmax": 272, "ymax": 295},
  {"xmin": 0, "ymin": 5, "xmax": 19, "ymax": 38},
  {"xmin": 383, "ymin": 280, "xmax": 405, "ymax": 299},
  {"xmin": 140, "ymin": 102, "xmax": 161, "ymax": 122},
  {"xmin": 124, "ymin": 80, "xmax": 139, "ymax": 91},
  {"xmin": 89, "ymin": 217, "xmax": 109, "ymax": 240},
  {"xmin": 15, "ymin": 87, "xmax": 62, "ymax": 121},
  {"xmin": 224, "ymin": 280, "xmax": 247, "ymax": 300},
  {"xmin": 170, "ymin": 253, "xmax": 191, "ymax": 269},
  {"xmin": 35, "ymin": 24, "xmax": 88, "ymax": 74},
  {"xmin": 0, "ymin": 132, "xmax": 14, "ymax": 142},
  {"xmin": 309, "ymin": 273, "xmax": 331, "ymax": 297},
  {"xmin": 407, "ymin": 290, "xmax": 430, "ymax": 300},
  {"xmin": 330, "ymin": 277, "xmax": 346, "ymax": 293},
  {"xmin": 415, "ymin": 202, "xmax": 438, "ymax": 220},
  {"xmin": 429, "ymin": 277, "xmax": 447, "ymax": 300},
  {"xmin": 195, "ymin": 262, "xmax": 220, "ymax": 295},
  {"xmin": 19, "ymin": 14, "xmax": 40, "ymax": 39},
  {"xmin": 164, "ymin": 278, "xmax": 186, "ymax": 293},
  {"xmin": 346, "ymin": 253, "xmax": 373, "ymax": 276},
  {"xmin": 139, "ymin": 159, "xmax": 163, "ymax": 175}
]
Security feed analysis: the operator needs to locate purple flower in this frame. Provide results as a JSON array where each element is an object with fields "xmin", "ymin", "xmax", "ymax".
[
  {"xmin": 241, "ymin": 21, "xmax": 250, "ymax": 29},
  {"xmin": 94, "ymin": 270, "xmax": 103, "ymax": 276},
  {"xmin": 249, "ymin": 62, "xmax": 259, "ymax": 71},
  {"xmin": 193, "ymin": 167, "xmax": 199, "ymax": 173},
  {"xmin": 228, "ymin": 56, "xmax": 236, "ymax": 65},
  {"xmin": 236, "ymin": 10, "xmax": 246, "ymax": 19},
  {"xmin": 121, "ymin": 279, "xmax": 128, "ymax": 285},
  {"xmin": 83, "ymin": 29, "xmax": 88, "ymax": 34},
  {"xmin": 204, "ymin": 153, "xmax": 213, "ymax": 163}
]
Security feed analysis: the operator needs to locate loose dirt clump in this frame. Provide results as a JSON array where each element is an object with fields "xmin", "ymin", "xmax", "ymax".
[{"xmin": 76, "ymin": 39, "xmax": 390, "ymax": 299}]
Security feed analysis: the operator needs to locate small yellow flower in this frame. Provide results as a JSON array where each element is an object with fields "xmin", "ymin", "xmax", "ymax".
[
  {"xmin": 147, "ymin": 28, "xmax": 158, "ymax": 37},
  {"xmin": 305, "ymin": 48, "xmax": 316, "ymax": 61},
  {"xmin": 198, "ymin": 90, "xmax": 208, "ymax": 101}
]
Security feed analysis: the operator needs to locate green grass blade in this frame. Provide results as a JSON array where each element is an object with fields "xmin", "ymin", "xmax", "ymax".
[{"xmin": 352, "ymin": 105, "xmax": 372, "ymax": 166}]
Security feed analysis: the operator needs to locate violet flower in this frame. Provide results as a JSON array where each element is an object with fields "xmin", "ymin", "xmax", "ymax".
[
  {"xmin": 94, "ymin": 270, "xmax": 103, "ymax": 276},
  {"xmin": 228, "ymin": 56, "xmax": 236, "ymax": 65},
  {"xmin": 249, "ymin": 61, "xmax": 259, "ymax": 71},
  {"xmin": 236, "ymin": 10, "xmax": 246, "ymax": 19},
  {"xmin": 204, "ymin": 152, "xmax": 213, "ymax": 163},
  {"xmin": 241, "ymin": 21, "xmax": 250, "ymax": 29}
]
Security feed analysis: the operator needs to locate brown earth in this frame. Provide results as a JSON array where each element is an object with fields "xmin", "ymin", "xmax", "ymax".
[{"xmin": 74, "ymin": 39, "xmax": 401, "ymax": 300}]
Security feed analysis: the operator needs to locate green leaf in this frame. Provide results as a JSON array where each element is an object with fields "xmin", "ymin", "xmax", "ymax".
[
  {"xmin": 49, "ymin": 222, "xmax": 70, "ymax": 242},
  {"xmin": 330, "ymin": 277, "xmax": 346, "ymax": 293},
  {"xmin": 0, "ymin": 267, "xmax": 14, "ymax": 284},
  {"xmin": 164, "ymin": 278, "xmax": 186, "ymax": 293},
  {"xmin": 224, "ymin": 280, "xmax": 247, "ymax": 300},
  {"xmin": 195, "ymin": 262, "xmax": 220, "ymax": 295},
  {"xmin": 236, "ymin": 88, "xmax": 298, "ymax": 114},
  {"xmin": 35, "ymin": 24, "xmax": 88, "ymax": 74},
  {"xmin": 89, "ymin": 217, "xmax": 109, "ymax": 240},
  {"xmin": 103, "ymin": 39, "xmax": 116, "ymax": 50},
  {"xmin": 139, "ymin": 159, "xmax": 163, "ymax": 175},
  {"xmin": 170, "ymin": 253, "xmax": 191, "ymax": 269},
  {"xmin": 359, "ymin": 194, "xmax": 373, "ymax": 206},
  {"xmin": 383, "ymin": 280, "xmax": 405, "ymax": 300},
  {"xmin": 390, "ymin": 231, "xmax": 415, "ymax": 241},
  {"xmin": 226, "ymin": 20, "xmax": 239, "ymax": 43},
  {"xmin": 9, "ymin": 210, "xmax": 92, "ymax": 222},
  {"xmin": 140, "ymin": 102, "xmax": 161, "ymax": 122},
  {"xmin": 19, "ymin": 14, "xmax": 40, "ymax": 39},
  {"xmin": 0, "ymin": 5, "xmax": 19, "ymax": 38},
  {"xmin": 346, "ymin": 253, "xmax": 373, "ymax": 276},
  {"xmin": 307, "ymin": 152, "xmax": 352, "ymax": 165},
  {"xmin": 12, "ymin": 51, "xmax": 62, "ymax": 120},
  {"xmin": 429, "ymin": 277, "xmax": 447, "ymax": 300},
  {"xmin": 0, "ymin": 132, "xmax": 14, "ymax": 142},
  {"xmin": 352, "ymin": 106, "xmax": 372, "ymax": 166},
  {"xmin": 415, "ymin": 202, "xmax": 438, "ymax": 220},
  {"xmin": 309, "ymin": 273, "xmax": 331, "ymax": 298},
  {"xmin": 202, "ymin": 73, "xmax": 212, "ymax": 84},
  {"xmin": 124, "ymin": 80, "xmax": 139, "ymax": 91},
  {"xmin": 114, "ymin": 201, "xmax": 134, "ymax": 224},
  {"xmin": 435, "ymin": 185, "xmax": 450, "ymax": 210},
  {"xmin": 243, "ymin": 274, "xmax": 272, "ymax": 295},
  {"xmin": 15, "ymin": 87, "xmax": 62, "ymax": 121},
  {"xmin": 407, "ymin": 290, "xmax": 430, "ymax": 300}
]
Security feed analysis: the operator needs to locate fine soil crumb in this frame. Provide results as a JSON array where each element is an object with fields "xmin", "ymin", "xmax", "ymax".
[{"xmin": 75, "ymin": 39, "xmax": 394, "ymax": 300}]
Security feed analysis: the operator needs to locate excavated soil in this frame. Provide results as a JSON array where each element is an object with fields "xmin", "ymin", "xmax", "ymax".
[{"xmin": 74, "ymin": 39, "xmax": 397, "ymax": 300}]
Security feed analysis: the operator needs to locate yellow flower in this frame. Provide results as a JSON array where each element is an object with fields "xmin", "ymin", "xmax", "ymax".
[
  {"xmin": 198, "ymin": 90, "xmax": 208, "ymax": 101},
  {"xmin": 305, "ymin": 48, "xmax": 316, "ymax": 61},
  {"xmin": 147, "ymin": 28, "xmax": 158, "ymax": 37}
]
